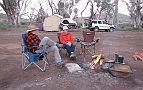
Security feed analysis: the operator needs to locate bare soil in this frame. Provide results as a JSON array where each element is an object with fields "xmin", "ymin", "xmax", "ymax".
[{"xmin": 0, "ymin": 29, "xmax": 143, "ymax": 90}]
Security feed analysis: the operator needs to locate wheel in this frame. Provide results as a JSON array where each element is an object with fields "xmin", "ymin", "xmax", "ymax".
[
  {"xmin": 109, "ymin": 27, "xmax": 114, "ymax": 32},
  {"xmin": 89, "ymin": 28, "xmax": 94, "ymax": 31},
  {"xmin": 105, "ymin": 29, "xmax": 109, "ymax": 32},
  {"xmin": 94, "ymin": 27, "xmax": 99, "ymax": 32}
]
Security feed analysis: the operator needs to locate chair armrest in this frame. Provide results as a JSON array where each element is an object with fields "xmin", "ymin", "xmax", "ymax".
[
  {"xmin": 56, "ymin": 43, "xmax": 63, "ymax": 48},
  {"xmin": 26, "ymin": 46, "xmax": 45, "ymax": 51},
  {"xmin": 76, "ymin": 38, "xmax": 99, "ymax": 43},
  {"xmin": 22, "ymin": 45, "xmax": 39, "ymax": 49},
  {"xmin": 94, "ymin": 38, "xmax": 100, "ymax": 43},
  {"xmin": 75, "ymin": 38, "xmax": 82, "ymax": 42}
]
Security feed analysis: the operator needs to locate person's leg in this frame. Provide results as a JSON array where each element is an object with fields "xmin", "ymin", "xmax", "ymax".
[
  {"xmin": 70, "ymin": 44, "xmax": 75, "ymax": 53},
  {"xmin": 39, "ymin": 37, "xmax": 62, "ymax": 64},
  {"xmin": 69, "ymin": 44, "xmax": 76, "ymax": 60},
  {"xmin": 48, "ymin": 46, "xmax": 62, "ymax": 64},
  {"xmin": 39, "ymin": 37, "xmax": 56, "ymax": 49},
  {"xmin": 63, "ymin": 44, "xmax": 71, "ymax": 55}
]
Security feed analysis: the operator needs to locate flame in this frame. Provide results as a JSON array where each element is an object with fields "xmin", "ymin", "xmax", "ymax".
[
  {"xmin": 90, "ymin": 54, "xmax": 104, "ymax": 69},
  {"xmin": 100, "ymin": 59, "xmax": 103, "ymax": 65}
]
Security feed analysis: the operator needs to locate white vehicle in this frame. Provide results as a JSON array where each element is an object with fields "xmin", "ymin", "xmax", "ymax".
[
  {"xmin": 89, "ymin": 20, "xmax": 115, "ymax": 32},
  {"xmin": 59, "ymin": 18, "xmax": 77, "ymax": 29}
]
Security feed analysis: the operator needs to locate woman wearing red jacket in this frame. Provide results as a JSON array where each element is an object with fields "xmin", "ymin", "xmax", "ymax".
[{"xmin": 60, "ymin": 26, "xmax": 76, "ymax": 60}]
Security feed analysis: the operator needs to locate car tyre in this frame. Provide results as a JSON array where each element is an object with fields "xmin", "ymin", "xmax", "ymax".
[
  {"xmin": 94, "ymin": 27, "xmax": 99, "ymax": 32},
  {"xmin": 109, "ymin": 27, "xmax": 114, "ymax": 32}
]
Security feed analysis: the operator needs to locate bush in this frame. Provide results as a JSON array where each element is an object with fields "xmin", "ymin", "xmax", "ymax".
[
  {"xmin": 0, "ymin": 22, "xmax": 13, "ymax": 30},
  {"xmin": 0, "ymin": 22, "xmax": 28, "ymax": 30}
]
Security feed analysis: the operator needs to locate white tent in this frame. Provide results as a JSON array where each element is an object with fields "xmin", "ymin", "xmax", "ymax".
[{"xmin": 43, "ymin": 14, "xmax": 63, "ymax": 31}]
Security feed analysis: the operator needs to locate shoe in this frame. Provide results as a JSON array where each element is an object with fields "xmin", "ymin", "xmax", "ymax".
[
  {"xmin": 57, "ymin": 62, "xmax": 65, "ymax": 68},
  {"xmin": 70, "ymin": 52, "xmax": 76, "ymax": 60}
]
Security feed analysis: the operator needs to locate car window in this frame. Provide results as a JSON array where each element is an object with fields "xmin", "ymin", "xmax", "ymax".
[
  {"xmin": 63, "ymin": 20, "xmax": 69, "ymax": 24},
  {"xmin": 103, "ymin": 21, "xmax": 108, "ymax": 24},
  {"xmin": 98, "ymin": 21, "xmax": 102, "ymax": 24},
  {"xmin": 91, "ymin": 21, "xmax": 97, "ymax": 24}
]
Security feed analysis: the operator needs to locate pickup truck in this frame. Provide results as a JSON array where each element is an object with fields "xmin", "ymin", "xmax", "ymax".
[{"xmin": 88, "ymin": 20, "xmax": 115, "ymax": 32}]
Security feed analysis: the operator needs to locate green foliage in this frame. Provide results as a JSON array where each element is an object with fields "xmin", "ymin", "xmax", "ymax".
[
  {"xmin": 117, "ymin": 27, "xmax": 143, "ymax": 32},
  {"xmin": 0, "ymin": 22, "xmax": 13, "ymax": 30},
  {"xmin": 117, "ymin": 23, "xmax": 143, "ymax": 32},
  {"xmin": 0, "ymin": 22, "xmax": 28, "ymax": 30}
]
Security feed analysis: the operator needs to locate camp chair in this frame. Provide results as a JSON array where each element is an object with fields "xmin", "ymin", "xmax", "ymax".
[
  {"xmin": 21, "ymin": 34, "xmax": 49, "ymax": 71},
  {"xmin": 80, "ymin": 31, "xmax": 99, "ymax": 61},
  {"xmin": 57, "ymin": 32, "xmax": 64, "ymax": 52}
]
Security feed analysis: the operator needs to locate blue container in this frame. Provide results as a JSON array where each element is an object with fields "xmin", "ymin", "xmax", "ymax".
[{"xmin": 38, "ymin": 23, "xmax": 44, "ymax": 31}]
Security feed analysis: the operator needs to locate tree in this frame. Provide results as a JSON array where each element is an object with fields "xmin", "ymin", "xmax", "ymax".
[
  {"xmin": 112, "ymin": 0, "xmax": 119, "ymax": 27},
  {"xmin": 141, "ymin": 16, "xmax": 143, "ymax": 28},
  {"xmin": 0, "ymin": 0, "xmax": 17, "ymax": 25},
  {"xmin": 121, "ymin": 0, "xmax": 143, "ymax": 28},
  {"xmin": 81, "ymin": 0, "xmax": 117, "ymax": 26},
  {"xmin": 57, "ymin": 0, "xmax": 80, "ymax": 18},
  {"xmin": 36, "ymin": 3, "xmax": 46, "ymax": 23},
  {"xmin": 0, "ymin": 0, "xmax": 31, "ymax": 25}
]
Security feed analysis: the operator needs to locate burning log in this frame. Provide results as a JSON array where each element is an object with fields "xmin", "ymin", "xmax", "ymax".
[{"xmin": 90, "ymin": 54, "xmax": 104, "ymax": 69}]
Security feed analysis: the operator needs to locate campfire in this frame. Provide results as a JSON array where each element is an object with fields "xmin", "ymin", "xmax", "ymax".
[
  {"xmin": 90, "ymin": 54, "xmax": 104, "ymax": 69},
  {"xmin": 89, "ymin": 54, "xmax": 132, "ymax": 78}
]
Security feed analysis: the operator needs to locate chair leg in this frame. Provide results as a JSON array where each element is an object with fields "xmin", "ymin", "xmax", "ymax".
[
  {"xmin": 94, "ymin": 44, "xmax": 95, "ymax": 54},
  {"xmin": 80, "ymin": 45, "xmax": 83, "ymax": 54},
  {"xmin": 83, "ymin": 45, "xmax": 86, "ymax": 62},
  {"xmin": 33, "ymin": 62, "xmax": 45, "ymax": 71},
  {"xmin": 22, "ymin": 54, "xmax": 30, "ymax": 70},
  {"xmin": 45, "ymin": 55, "xmax": 49, "ymax": 64},
  {"xmin": 22, "ymin": 54, "xmax": 25, "ymax": 69},
  {"xmin": 22, "ymin": 54, "xmax": 49, "ymax": 71},
  {"xmin": 23, "ymin": 63, "xmax": 33, "ymax": 70}
]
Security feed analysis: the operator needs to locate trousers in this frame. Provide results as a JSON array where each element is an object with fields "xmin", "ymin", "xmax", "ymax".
[
  {"xmin": 63, "ymin": 44, "xmax": 75, "ymax": 55},
  {"xmin": 39, "ymin": 37, "xmax": 62, "ymax": 64}
]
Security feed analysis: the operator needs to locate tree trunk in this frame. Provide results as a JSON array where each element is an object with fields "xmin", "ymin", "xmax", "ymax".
[{"xmin": 112, "ymin": 0, "xmax": 119, "ymax": 27}]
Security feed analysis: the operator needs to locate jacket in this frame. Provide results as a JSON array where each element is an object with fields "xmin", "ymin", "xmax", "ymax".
[{"xmin": 60, "ymin": 33, "xmax": 74, "ymax": 44}]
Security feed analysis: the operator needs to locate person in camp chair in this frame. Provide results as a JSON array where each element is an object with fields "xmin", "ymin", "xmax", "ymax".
[
  {"xmin": 60, "ymin": 26, "xmax": 76, "ymax": 60},
  {"xmin": 24, "ymin": 25, "xmax": 63, "ymax": 67}
]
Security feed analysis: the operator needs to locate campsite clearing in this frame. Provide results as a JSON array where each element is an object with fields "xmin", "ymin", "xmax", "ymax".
[{"xmin": 0, "ymin": 29, "xmax": 143, "ymax": 90}]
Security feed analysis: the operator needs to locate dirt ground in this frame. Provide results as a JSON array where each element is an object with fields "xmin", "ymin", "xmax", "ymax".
[{"xmin": 0, "ymin": 28, "xmax": 143, "ymax": 90}]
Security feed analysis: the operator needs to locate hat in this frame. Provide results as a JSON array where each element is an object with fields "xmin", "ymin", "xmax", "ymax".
[
  {"xmin": 26, "ymin": 26, "xmax": 39, "ymax": 33},
  {"xmin": 62, "ymin": 26, "xmax": 68, "ymax": 30}
]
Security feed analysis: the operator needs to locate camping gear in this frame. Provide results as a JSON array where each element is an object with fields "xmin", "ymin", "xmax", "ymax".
[
  {"xmin": 103, "ymin": 54, "xmax": 132, "ymax": 78},
  {"xmin": 21, "ymin": 33, "xmax": 49, "ymax": 71},
  {"xmin": 91, "ymin": 54, "xmax": 132, "ymax": 78},
  {"xmin": 38, "ymin": 23, "xmax": 44, "ymax": 31},
  {"xmin": 43, "ymin": 14, "xmax": 63, "ymax": 31},
  {"xmin": 80, "ymin": 31, "xmax": 99, "ymax": 61},
  {"xmin": 115, "ymin": 54, "xmax": 124, "ymax": 64}
]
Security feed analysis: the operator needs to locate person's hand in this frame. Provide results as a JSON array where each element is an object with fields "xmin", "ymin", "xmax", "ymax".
[{"xmin": 67, "ymin": 42, "xmax": 71, "ymax": 46}]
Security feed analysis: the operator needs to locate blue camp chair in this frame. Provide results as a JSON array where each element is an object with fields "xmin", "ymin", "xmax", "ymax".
[{"xmin": 21, "ymin": 34, "xmax": 49, "ymax": 71}]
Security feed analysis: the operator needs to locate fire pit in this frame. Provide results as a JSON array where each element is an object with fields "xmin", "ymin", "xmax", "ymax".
[{"xmin": 90, "ymin": 54, "xmax": 132, "ymax": 78}]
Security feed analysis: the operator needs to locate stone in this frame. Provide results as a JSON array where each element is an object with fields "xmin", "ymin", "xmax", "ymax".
[{"xmin": 65, "ymin": 63, "xmax": 82, "ymax": 73}]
